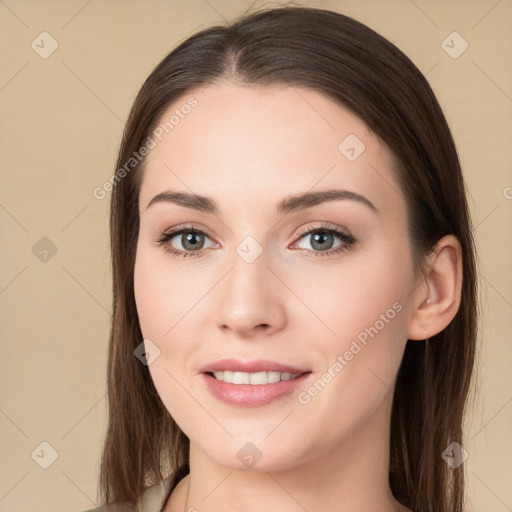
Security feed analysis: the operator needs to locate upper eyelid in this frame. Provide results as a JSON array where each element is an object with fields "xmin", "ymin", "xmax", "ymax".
[
  {"xmin": 160, "ymin": 224, "xmax": 218, "ymax": 244},
  {"xmin": 294, "ymin": 222, "xmax": 351, "ymax": 237}
]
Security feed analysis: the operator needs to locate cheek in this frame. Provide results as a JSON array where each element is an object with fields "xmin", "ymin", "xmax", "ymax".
[
  {"xmin": 133, "ymin": 244, "xmax": 188, "ymax": 340},
  {"xmin": 291, "ymin": 239, "xmax": 411, "ymax": 352},
  {"xmin": 134, "ymin": 247, "xmax": 201, "ymax": 426},
  {"xmin": 293, "ymin": 245, "xmax": 412, "ymax": 413},
  {"xmin": 133, "ymin": 248, "xmax": 160, "ymax": 339},
  {"xmin": 133, "ymin": 244, "xmax": 209, "ymax": 376}
]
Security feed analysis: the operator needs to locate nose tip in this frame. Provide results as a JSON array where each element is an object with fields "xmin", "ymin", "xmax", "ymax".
[{"xmin": 214, "ymin": 258, "xmax": 286, "ymax": 337}]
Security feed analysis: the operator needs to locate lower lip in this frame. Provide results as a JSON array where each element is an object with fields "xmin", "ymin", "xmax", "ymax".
[{"xmin": 202, "ymin": 372, "xmax": 311, "ymax": 407}]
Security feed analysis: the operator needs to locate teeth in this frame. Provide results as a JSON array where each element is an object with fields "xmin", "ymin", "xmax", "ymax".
[
  {"xmin": 212, "ymin": 370, "xmax": 301, "ymax": 385},
  {"xmin": 267, "ymin": 371, "xmax": 281, "ymax": 383}
]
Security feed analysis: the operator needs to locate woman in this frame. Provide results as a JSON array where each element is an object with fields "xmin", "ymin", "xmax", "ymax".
[{"xmin": 86, "ymin": 5, "xmax": 478, "ymax": 512}]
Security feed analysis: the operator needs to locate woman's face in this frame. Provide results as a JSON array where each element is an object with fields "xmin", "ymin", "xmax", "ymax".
[{"xmin": 134, "ymin": 81, "xmax": 420, "ymax": 471}]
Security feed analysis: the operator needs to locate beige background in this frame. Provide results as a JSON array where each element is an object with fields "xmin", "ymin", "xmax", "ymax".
[{"xmin": 0, "ymin": 0, "xmax": 511, "ymax": 510}]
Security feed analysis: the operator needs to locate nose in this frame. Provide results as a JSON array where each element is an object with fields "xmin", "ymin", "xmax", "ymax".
[{"xmin": 215, "ymin": 250, "xmax": 287, "ymax": 338}]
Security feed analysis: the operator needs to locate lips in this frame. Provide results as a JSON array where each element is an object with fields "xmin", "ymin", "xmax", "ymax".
[{"xmin": 199, "ymin": 358, "xmax": 312, "ymax": 407}]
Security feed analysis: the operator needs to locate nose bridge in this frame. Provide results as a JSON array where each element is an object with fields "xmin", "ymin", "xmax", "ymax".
[
  {"xmin": 224, "ymin": 238, "xmax": 271, "ymax": 309},
  {"xmin": 214, "ymin": 236, "xmax": 286, "ymax": 334}
]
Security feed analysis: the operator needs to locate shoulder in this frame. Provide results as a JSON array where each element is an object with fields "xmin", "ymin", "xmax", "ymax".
[
  {"xmin": 77, "ymin": 476, "xmax": 172, "ymax": 512},
  {"xmin": 137, "ymin": 475, "xmax": 172, "ymax": 511}
]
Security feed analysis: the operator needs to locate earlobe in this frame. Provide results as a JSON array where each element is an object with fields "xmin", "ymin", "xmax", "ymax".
[{"xmin": 407, "ymin": 234, "xmax": 463, "ymax": 341}]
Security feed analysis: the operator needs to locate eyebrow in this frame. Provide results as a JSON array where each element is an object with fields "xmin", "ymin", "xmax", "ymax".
[{"xmin": 145, "ymin": 189, "xmax": 379, "ymax": 216}]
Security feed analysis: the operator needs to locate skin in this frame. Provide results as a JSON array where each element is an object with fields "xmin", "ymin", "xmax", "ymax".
[{"xmin": 133, "ymin": 80, "xmax": 463, "ymax": 512}]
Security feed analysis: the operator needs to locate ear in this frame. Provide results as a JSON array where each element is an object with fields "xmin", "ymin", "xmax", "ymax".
[{"xmin": 407, "ymin": 234, "xmax": 463, "ymax": 340}]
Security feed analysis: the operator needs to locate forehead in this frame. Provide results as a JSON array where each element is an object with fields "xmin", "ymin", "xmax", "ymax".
[{"xmin": 139, "ymin": 81, "xmax": 404, "ymax": 222}]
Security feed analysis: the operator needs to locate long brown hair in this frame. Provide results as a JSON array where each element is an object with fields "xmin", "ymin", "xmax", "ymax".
[{"xmin": 99, "ymin": 5, "xmax": 478, "ymax": 511}]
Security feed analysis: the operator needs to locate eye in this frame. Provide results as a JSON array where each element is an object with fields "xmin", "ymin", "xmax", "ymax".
[
  {"xmin": 292, "ymin": 224, "xmax": 356, "ymax": 257},
  {"xmin": 154, "ymin": 225, "xmax": 216, "ymax": 258},
  {"xmin": 155, "ymin": 223, "xmax": 356, "ymax": 259}
]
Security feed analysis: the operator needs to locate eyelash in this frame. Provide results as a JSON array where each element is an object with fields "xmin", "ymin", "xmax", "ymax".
[{"xmin": 154, "ymin": 223, "xmax": 357, "ymax": 259}]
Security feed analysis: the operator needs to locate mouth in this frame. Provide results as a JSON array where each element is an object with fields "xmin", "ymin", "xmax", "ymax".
[{"xmin": 199, "ymin": 359, "xmax": 312, "ymax": 407}]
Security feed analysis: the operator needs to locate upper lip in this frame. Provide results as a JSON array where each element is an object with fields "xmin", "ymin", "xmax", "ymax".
[{"xmin": 199, "ymin": 358, "xmax": 310, "ymax": 374}]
